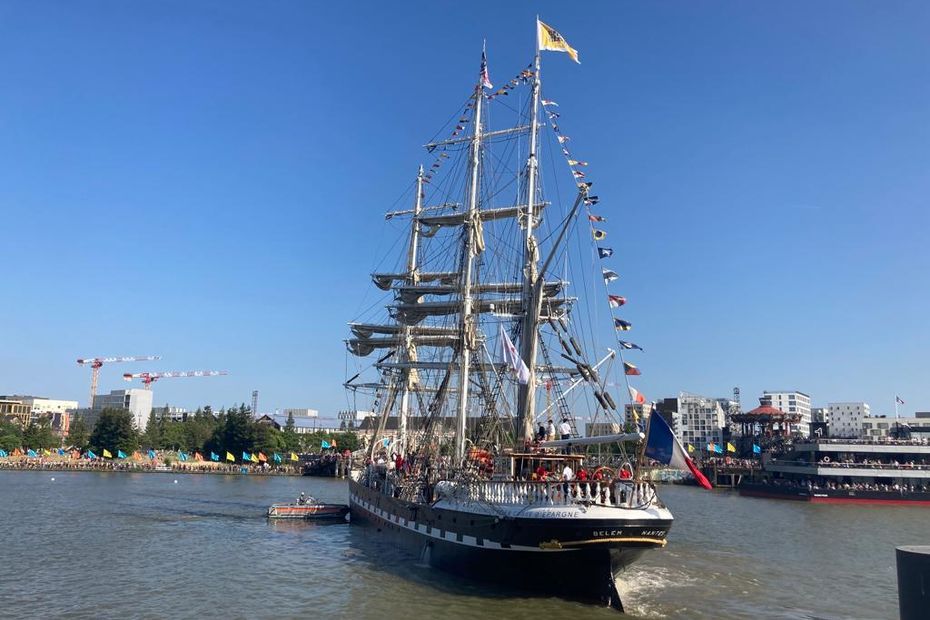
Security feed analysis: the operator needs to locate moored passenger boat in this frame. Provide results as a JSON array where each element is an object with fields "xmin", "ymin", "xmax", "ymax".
[{"xmin": 740, "ymin": 438, "xmax": 930, "ymax": 505}]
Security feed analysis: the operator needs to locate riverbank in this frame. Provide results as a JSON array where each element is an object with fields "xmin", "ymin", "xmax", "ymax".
[{"xmin": 0, "ymin": 457, "xmax": 301, "ymax": 476}]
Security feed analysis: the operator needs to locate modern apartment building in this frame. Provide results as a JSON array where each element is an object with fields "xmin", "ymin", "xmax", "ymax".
[
  {"xmin": 86, "ymin": 389, "xmax": 154, "ymax": 431},
  {"xmin": 762, "ymin": 391, "xmax": 811, "ymax": 436},
  {"xmin": 656, "ymin": 393, "xmax": 726, "ymax": 449},
  {"xmin": 829, "ymin": 402, "xmax": 871, "ymax": 438}
]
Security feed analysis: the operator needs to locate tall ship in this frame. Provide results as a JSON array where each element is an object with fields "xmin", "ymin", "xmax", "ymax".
[
  {"xmin": 740, "ymin": 437, "xmax": 930, "ymax": 505},
  {"xmin": 344, "ymin": 21, "xmax": 675, "ymax": 610}
]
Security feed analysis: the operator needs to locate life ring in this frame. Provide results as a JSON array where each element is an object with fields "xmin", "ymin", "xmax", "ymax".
[
  {"xmin": 724, "ymin": 456, "xmax": 732, "ymax": 465},
  {"xmin": 617, "ymin": 462, "xmax": 634, "ymax": 480},
  {"xmin": 822, "ymin": 456, "xmax": 830, "ymax": 463},
  {"xmin": 592, "ymin": 466, "xmax": 615, "ymax": 481}
]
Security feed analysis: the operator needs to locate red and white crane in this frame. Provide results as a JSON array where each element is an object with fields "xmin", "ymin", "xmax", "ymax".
[
  {"xmin": 122, "ymin": 370, "xmax": 229, "ymax": 389},
  {"xmin": 77, "ymin": 355, "xmax": 161, "ymax": 408}
]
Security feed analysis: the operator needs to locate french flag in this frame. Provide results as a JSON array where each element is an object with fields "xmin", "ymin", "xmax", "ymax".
[{"xmin": 645, "ymin": 411, "xmax": 713, "ymax": 490}]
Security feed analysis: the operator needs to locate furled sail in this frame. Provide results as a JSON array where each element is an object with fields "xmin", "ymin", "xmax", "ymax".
[
  {"xmin": 347, "ymin": 334, "xmax": 460, "ymax": 357},
  {"xmin": 395, "ymin": 281, "xmax": 564, "ymax": 304},
  {"xmin": 392, "ymin": 297, "xmax": 573, "ymax": 325},
  {"xmin": 371, "ymin": 271, "xmax": 459, "ymax": 291}
]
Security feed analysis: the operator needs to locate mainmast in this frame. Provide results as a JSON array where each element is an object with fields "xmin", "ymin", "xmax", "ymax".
[
  {"xmin": 398, "ymin": 166, "xmax": 425, "ymax": 455},
  {"xmin": 516, "ymin": 29, "xmax": 543, "ymax": 443},
  {"xmin": 454, "ymin": 77, "xmax": 485, "ymax": 463}
]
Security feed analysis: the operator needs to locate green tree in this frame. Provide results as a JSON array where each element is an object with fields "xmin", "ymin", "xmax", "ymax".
[
  {"xmin": 160, "ymin": 421, "xmax": 187, "ymax": 451},
  {"xmin": 68, "ymin": 416, "xmax": 90, "ymax": 450},
  {"xmin": 281, "ymin": 412, "xmax": 301, "ymax": 452},
  {"xmin": 184, "ymin": 409, "xmax": 218, "ymax": 453},
  {"xmin": 23, "ymin": 419, "xmax": 58, "ymax": 450},
  {"xmin": 206, "ymin": 404, "xmax": 254, "ymax": 456},
  {"xmin": 0, "ymin": 420, "xmax": 23, "ymax": 451},
  {"xmin": 332, "ymin": 432, "xmax": 360, "ymax": 452},
  {"xmin": 252, "ymin": 423, "xmax": 285, "ymax": 456},
  {"xmin": 140, "ymin": 411, "xmax": 162, "ymax": 449},
  {"xmin": 89, "ymin": 408, "xmax": 139, "ymax": 453}
]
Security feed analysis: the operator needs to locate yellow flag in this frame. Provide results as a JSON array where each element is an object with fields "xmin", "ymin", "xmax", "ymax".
[
  {"xmin": 538, "ymin": 20, "xmax": 580, "ymax": 64},
  {"xmin": 226, "ymin": 451, "xmax": 235, "ymax": 462},
  {"xmin": 687, "ymin": 444, "xmax": 694, "ymax": 454},
  {"xmin": 43, "ymin": 448, "xmax": 51, "ymax": 456},
  {"xmin": 102, "ymin": 449, "xmax": 113, "ymax": 458},
  {"xmin": 250, "ymin": 453, "xmax": 259, "ymax": 463},
  {"xmin": 290, "ymin": 452, "xmax": 298, "ymax": 462},
  {"xmin": 727, "ymin": 442, "xmax": 737, "ymax": 453}
]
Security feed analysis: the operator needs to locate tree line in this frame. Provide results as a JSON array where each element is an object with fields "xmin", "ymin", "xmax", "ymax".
[{"xmin": 0, "ymin": 404, "xmax": 361, "ymax": 456}]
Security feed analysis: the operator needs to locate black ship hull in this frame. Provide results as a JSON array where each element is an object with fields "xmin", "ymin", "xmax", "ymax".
[
  {"xmin": 349, "ymin": 478, "xmax": 671, "ymax": 610},
  {"xmin": 740, "ymin": 482, "xmax": 930, "ymax": 505}
]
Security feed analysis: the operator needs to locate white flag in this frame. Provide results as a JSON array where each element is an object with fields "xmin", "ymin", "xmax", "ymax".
[{"xmin": 498, "ymin": 324, "xmax": 530, "ymax": 384}]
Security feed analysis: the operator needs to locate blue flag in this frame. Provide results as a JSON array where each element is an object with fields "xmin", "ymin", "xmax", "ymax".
[
  {"xmin": 210, "ymin": 452, "xmax": 219, "ymax": 462},
  {"xmin": 713, "ymin": 444, "xmax": 723, "ymax": 455},
  {"xmin": 86, "ymin": 450, "xmax": 97, "ymax": 459},
  {"xmin": 321, "ymin": 440, "xmax": 331, "ymax": 449},
  {"xmin": 0, "ymin": 449, "xmax": 8, "ymax": 457},
  {"xmin": 148, "ymin": 449, "xmax": 157, "ymax": 459},
  {"xmin": 27, "ymin": 449, "xmax": 37, "ymax": 457},
  {"xmin": 242, "ymin": 451, "xmax": 250, "ymax": 461},
  {"xmin": 752, "ymin": 444, "xmax": 761, "ymax": 454},
  {"xmin": 179, "ymin": 451, "xmax": 188, "ymax": 461},
  {"xmin": 58, "ymin": 448, "xmax": 65, "ymax": 456},
  {"xmin": 117, "ymin": 450, "xmax": 127, "ymax": 459}
]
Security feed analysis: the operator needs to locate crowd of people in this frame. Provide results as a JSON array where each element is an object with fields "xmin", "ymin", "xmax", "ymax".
[
  {"xmin": 768, "ymin": 456, "xmax": 930, "ymax": 470},
  {"xmin": 0, "ymin": 456, "xmax": 299, "ymax": 475},
  {"xmin": 763, "ymin": 477, "xmax": 930, "ymax": 494}
]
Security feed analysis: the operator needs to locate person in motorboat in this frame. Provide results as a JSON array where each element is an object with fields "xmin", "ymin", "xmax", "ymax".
[{"xmin": 297, "ymin": 492, "xmax": 307, "ymax": 505}]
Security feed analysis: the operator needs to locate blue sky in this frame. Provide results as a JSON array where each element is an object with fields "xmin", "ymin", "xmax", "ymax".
[{"xmin": 1, "ymin": 1, "xmax": 928, "ymax": 417}]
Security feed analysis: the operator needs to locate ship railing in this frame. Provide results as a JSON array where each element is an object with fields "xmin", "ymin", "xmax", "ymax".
[
  {"xmin": 452, "ymin": 480, "xmax": 653, "ymax": 509},
  {"xmin": 769, "ymin": 459, "xmax": 930, "ymax": 471}
]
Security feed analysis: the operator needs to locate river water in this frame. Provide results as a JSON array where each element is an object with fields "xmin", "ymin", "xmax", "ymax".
[{"xmin": 0, "ymin": 471, "xmax": 924, "ymax": 619}]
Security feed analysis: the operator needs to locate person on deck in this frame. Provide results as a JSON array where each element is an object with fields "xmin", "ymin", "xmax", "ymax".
[
  {"xmin": 535, "ymin": 464, "xmax": 547, "ymax": 480},
  {"xmin": 536, "ymin": 424, "xmax": 547, "ymax": 442},
  {"xmin": 559, "ymin": 418, "xmax": 572, "ymax": 440},
  {"xmin": 546, "ymin": 420, "xmax": 556, "ymax": 441},
  {"xmin": 561, "ymin": 464, "xmax": 574, "ymax": 497}
]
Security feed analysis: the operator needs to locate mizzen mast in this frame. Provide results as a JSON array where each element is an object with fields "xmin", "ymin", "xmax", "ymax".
[{"xmin": 397, "ymin": 165, "xmax": 425, "ymax": 454}]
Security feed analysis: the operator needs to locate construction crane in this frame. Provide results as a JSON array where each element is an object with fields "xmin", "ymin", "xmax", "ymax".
[
  {"xmin": 122, "ymin": 370, "xmax": 229, "ymax": 389},
  {"xmin": 77, "ymin": 355, "xmax": 161, "ymax": 408}
]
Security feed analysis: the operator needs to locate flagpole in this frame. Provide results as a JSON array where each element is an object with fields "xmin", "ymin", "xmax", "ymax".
[
  {"xmin": 635, "ymin": 403, "xmax": 653, "ymax": 480},
  {"xmin": 516, "ymin": 18, "xmax": 544, "ymax": 444}
]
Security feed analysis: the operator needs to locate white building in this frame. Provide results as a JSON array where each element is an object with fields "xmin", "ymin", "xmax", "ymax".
[
  {"xmin": 152, "ymin": 406, "xmax": 189, "ymax": 422},
  {"xmin": 762, "ymin": 391, "xmax": 811, "ymax": 436},
  {"xmin": 0, "ymin": 395, "xmax": 78, "ymax": 423},
  {"xmin": 282, "ymin": 408, "xmax": 319, "ymax": 418},
  {"xmin": 811, "ymin": 407, "xmax": 830, "ymax": 424},
  {"xmin": 89, "ymin": 389, "xmax": 153, "ymax": 431},
  {"xmin": 828, "ymin": 402, "xmax": 871, "ymax": 438},
  {"xmin": 659, "ymin": 394, "xmax": 726, "ymax": 449}
]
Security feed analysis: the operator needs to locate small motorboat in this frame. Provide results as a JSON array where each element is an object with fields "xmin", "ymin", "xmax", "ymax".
[{"xmin": 267, "ymin": 495, "xmax": 349, "ymax": 520}]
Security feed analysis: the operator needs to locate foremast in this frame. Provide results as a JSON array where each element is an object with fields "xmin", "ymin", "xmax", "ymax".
[
  {"xmin": 453, "ymin": 76, "xmax": 484, "ymax": 463},
  {"xmin": 398, "ymin": 166, "xmax": 426, "ymax": 455},
  {"xmin": 516, "ymin": 29, "xmax": 544, "ymax": 444}
]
